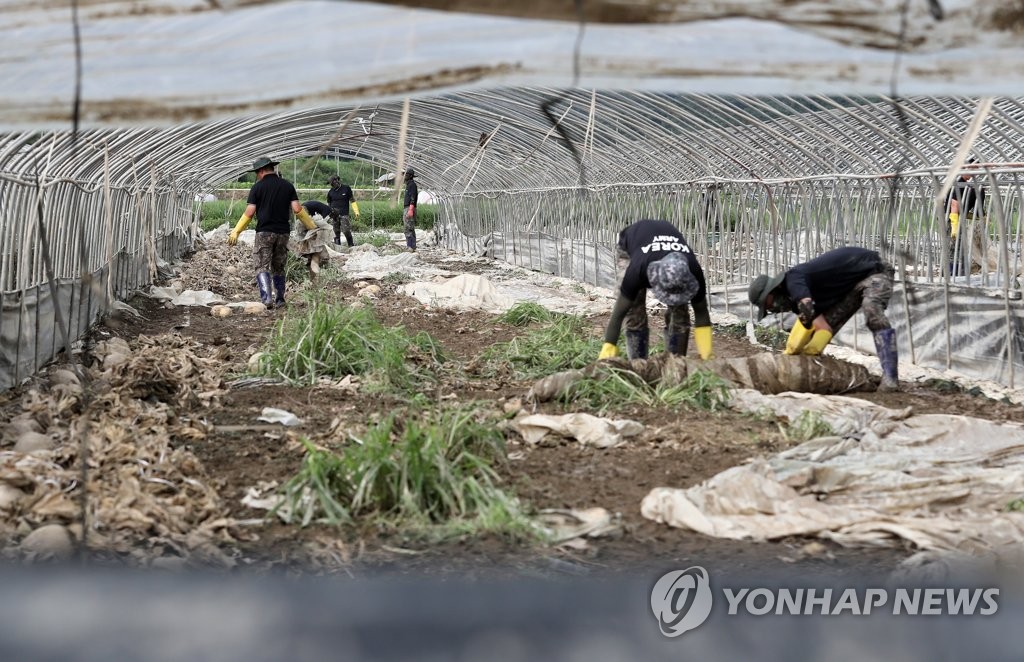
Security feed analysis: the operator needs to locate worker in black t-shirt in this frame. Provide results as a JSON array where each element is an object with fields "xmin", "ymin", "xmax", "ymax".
[
  {"xmin": 402, "ymin": 168, "xmax": 418, "ymax": 252},
  {"xmin": 227, "ymin": 156, "xmax": 317, "ymax": 308},
  {"xmin": 599, "ymin": 220, "xmax": 715, "ymax": 362},
  {"xmin": 327, "ymin": 175, "xmax": 360, "ymax": 247},
  {"xmin": 748, "ymin": 246, "xmax": 899, "ymax": 391},
  {"xmin": 945, "ymin": 164, "xmax": 986, "ymax": 277},
  {"xmin": 302, "ymin": 199, "xmax": 334, "ymax": 221}
]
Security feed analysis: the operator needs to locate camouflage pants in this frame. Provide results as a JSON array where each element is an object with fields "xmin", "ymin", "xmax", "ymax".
[
  {"xmin": 253, "ymin": 231, "xmax": 289, "ymax": 276},
  {"xmin": 623, "ymin": 287, "xmax": 691, "ymax": 334},
  {"xmin": 332, "ymin": 213, "xmax": 351, "ymax": 238},
  {"xmin": 821, "ymin": 264, "xmax": 894, "ymax": 333},
  {"xmin": 403, "ymin": 205, "xmax": 416, "ymax": 246}
]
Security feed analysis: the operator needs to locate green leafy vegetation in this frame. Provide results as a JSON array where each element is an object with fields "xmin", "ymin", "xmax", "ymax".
[
  {"xmin": 780, "ymin": 410, "xmax": 834, "ymax": 442},
  {"xmin": 559, "ymin": 366, "xmax": 731, "ymax": 414},
  {"xmin": 754, "ymin": 324, "xmax": 788, "ymax": 351},
  {"xmin": 254, "ymin": 299, "xmax": 444, "ymax": 392},
  {"xmin": 496, "ymin": 302, "xmax": 557, "ymax": 327},
  {"xmin": 197, "ymin": 199, "xmax": 437, "ymax": 234},
  {"xmin": 274, "ymin": 407, "xmax": 535, "ymax": 538},
  {"xmin": 482, "ymin": 314, "xmax": 604, "ymax": 378}
]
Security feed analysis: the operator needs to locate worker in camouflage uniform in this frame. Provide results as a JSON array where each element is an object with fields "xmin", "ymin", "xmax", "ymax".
[
  {"xmin": 748, "ymin": 246, "xmax": 899, "ymax": 391},
  {"xmin": 599, "ymin": 220, "xmax": 715, "ymax": 361},
  {"xmin": 327, "ymin": 175, "xmax": 360, "ymax": 247},
  {"xmin": 227, "ymin": 156, "xmax": 318, "ymax": 308}
]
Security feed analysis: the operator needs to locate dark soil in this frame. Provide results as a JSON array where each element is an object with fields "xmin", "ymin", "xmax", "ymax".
[
  {"xmin": 0, "ymin": 243, "xmax": 1005, "ymax": 583},
  {"xmin": 56, "ymin": 246, "xmax": 1017, "ymax": 580}
]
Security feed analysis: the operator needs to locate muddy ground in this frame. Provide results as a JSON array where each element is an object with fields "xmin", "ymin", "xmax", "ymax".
[{"xmin": 3, "ymin": 241, "xmax": 1020, "ymax": 580}]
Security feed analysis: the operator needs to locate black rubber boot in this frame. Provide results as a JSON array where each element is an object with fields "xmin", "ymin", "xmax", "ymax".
[
  {"xmin": 272, "ymin": 275, "xmax": 287, "ymax": 307},
  {"xmin": 873, "ymin": 328, "xmax": 899, "ymax": 392},
  {"xmin": 665, "ymin": 328, "xmax": 690, "ymax": 356},
  {"xmin": 625, "ymin": 328, "xmax": 649, "ymax": 360},
  {"xmin": 345, "ymin": 231, "xmax": 355, "ymax": 247},
  {"xmin": 256, "ymin": 272, "xmax": 274, "ymax": 308}
]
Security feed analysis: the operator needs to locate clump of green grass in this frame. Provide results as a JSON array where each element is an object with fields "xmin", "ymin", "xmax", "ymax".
[
  {"xmin": 355, "ymin": 232, "xmax": 391, "ymax": 248},
  {"xmin": 716, "ymin": 322, "xmax": 748, "ymax": 340},
  {"xmin": 497, "ymin": 302, "xmax": 556, "ymax": 326},
  {"xmin": 274, "ymin": 406, "xmax": 535, "ymax": 538},
  {"xmin": 754, "ymin": 325, "xmax": 788, "ymax": 350},
  {"xmin": 780, "ymin": 410, "xmax": 834, "ymax": 442},
  {"xmin": 1006, "ymin": 498, "xmax": 1024, "ymax": 513},
  {"xmin": 254, "ymin": 299, "xmax": 444, "ymax": 392},
  {"xmin": 482, "ymin": 314, "xmax": 604, "ymax": 378},
  {"xmin": 559, "ymin": 366, "xmax": 731, "ymax": 414},
  {"xmin": 285, "ymin": 252, "xmax": 311, "ymax": 284}
]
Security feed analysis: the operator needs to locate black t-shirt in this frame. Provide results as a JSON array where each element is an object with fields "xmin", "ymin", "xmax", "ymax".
[
  {"xmin": 246, "ymin": 174, "xmax": 298, "ymax": 234},
  {"xmin": 783, "ymin": 246, "xmax": 884, "ymax": 312},
  {"xmin": 404, "ymin": 179, "xmax": 418, "ymax": 208},
  {"xmin": 617, "ymin": 220, "xmax": 707, "ymax": 303},
  {"xmin": 327, "ymin": 184, "xmax": 355, "ymax": 215},
  {"xmin": 303, "ymin": 200, "xmax": 334, "ymax": 218},
  {"xmin": 947, "ymin": 178, "xmax": 986, "ymax": 217}
]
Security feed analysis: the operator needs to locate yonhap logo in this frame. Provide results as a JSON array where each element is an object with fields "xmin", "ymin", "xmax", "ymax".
[
  {"xmin": 650, "ymin": 566, "xmax": 714, "ymax": 637},
  {"xmin": 650, "ymin": 568, "xmax": 1001, "ymax": 638}
]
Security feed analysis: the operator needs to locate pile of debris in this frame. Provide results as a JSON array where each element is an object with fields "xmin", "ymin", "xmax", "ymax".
[{"xmin": 0, "ymin": 334, "xmax": 240, "ymax": 567}]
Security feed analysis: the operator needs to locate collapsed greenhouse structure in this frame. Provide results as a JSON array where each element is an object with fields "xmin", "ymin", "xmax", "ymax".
[
  {"xmin": 2, "ymin": 0, "xmax": 1024, "ymax": 590},
  {"xmin": 2, "ymin": 91, "xmax": 1023, "ymax": 389}
]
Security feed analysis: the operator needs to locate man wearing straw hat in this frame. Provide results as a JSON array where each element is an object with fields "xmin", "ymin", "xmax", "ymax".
[
  {"xmin": 598, "ymin": 219, "xmax": 715, "ymax": 362},
  {"xmin": 747, "ymin": 246, "xmax": 899, "ymax": 392},
  {"xmin": 227, "ymin": 156, "xmax": 318, "ymax": 308}
]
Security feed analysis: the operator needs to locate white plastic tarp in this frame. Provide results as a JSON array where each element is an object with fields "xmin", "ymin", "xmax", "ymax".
[{"xmin": 641, "ymin": 390, "xmax": 1024, "ymax": 558}]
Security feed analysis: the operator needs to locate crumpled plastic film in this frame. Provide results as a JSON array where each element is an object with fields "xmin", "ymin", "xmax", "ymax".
[
  {"xmin": 510, "ymin": 413, "xmax": 643, "ymax": 448},
  {"xmin": 642, "ymin": 389, "xmax": 1024, "ymax": 558}
]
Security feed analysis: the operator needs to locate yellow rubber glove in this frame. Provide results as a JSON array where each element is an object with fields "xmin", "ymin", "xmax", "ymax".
[
  {"xmin": 598, "ymin": 342, "xmax": 619, "ymax": 360},
  {"xmin": 351, "ymin": 201, "xmax": 360, "ymax": 217},
  {"xmin": 296, "ymin": 207, "xmax": 317, "ymax": 231},
  {"xmin": 227, "ymin": 213, "xmax": 252, "ymax": 246},
  {"xmin": 802, "ymin": 330, "xmax": 833, "ymax": 356},
  {"xmin": 949, "ymin": 212, "xmax": 960, "ymax": 239},
  {"xmin": 694, "ymin": 326, "xmax": 715, "ymax": 360},
  {"xmin": 783, "ymin": 323, "xmax": 814, "ymax": 355}
]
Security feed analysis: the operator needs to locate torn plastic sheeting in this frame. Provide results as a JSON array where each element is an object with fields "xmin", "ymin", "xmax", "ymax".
[
  {"xmin": 257, "ymin": 408, "xmax": 302, "ymax": 427},
  {"xmin": 641, "ymin": 389, "xmax": 1024, "ymax": 556},
  {"xmin": 510, "ymin": 413, "xmax": 643, "ymax": 448},
  {"xmin": 343, "ymin": 250, "xmax": 450, "ymax": 280},
  {"xmin": 146, "ymin": 286, "xmax": 226, "ymax": 307},
  {"xmin": 535, "ymin": 507, "xmax": 622, "ymax": 543},
  {"xmin": 401, "ymin": 274, "xmax": 514, "ymax": 313}
]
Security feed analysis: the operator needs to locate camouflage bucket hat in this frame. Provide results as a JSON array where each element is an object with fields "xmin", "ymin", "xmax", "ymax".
[
  {"xmin": 647, "ymin": 252, "xmax": 698, "ymax": 306},
  {"xmin": 250, "ymin": 156, "xmax": 280, "ymax": 172}
]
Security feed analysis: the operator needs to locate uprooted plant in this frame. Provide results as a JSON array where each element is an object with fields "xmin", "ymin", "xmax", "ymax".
[
  {"xmin": 482, "ymin": 312, "xmax": 605, "ymax": 378},
  {"xmin": 496, "ymin": 301, "xmax": 557, "ymax": 327},
  {"xmin": 273, "ymin": 405, "xmax": 536, "ymax": 538},
  {"xmin": 253, "ymin": 298, "xmax": 445, "ymax": 392},
  {"xmin": 558, "ymin": 364, "xmax": 732, "ymax": 414}
]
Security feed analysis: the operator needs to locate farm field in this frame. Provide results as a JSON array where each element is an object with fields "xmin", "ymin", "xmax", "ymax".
[{"xmin": 2, "ymin": 238, "xmax": 1021, "ymax": 580}]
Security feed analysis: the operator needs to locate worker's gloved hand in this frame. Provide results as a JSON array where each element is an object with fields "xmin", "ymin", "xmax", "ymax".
[
  {"xmin": 694, "ymin": 326, "xmax": 715, "ymax": 360},
  {"xmin": 598, "ymin": 342, "xmax": 619, "ymax": 360},
  {"xmin": 227, "ymin": 213, "xmax": 252, "ymax": 246},
  {"xmin": 797, "ymin": 298, "xmax": 815, "ymax": 328},
  {"xmin": 949, "ymin": 212, "xmax": 960, "ymax": 239},
  {"xmin": 352, "ymin": 202, "xmax": 360, "ymax": 217},
  {"xmin": 296, "ymin": 207, "xmax": 317, "ymax": 231},
  {"xmin": 407, "ymin": 204, "xmax": 416, "ymax": 219}
]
